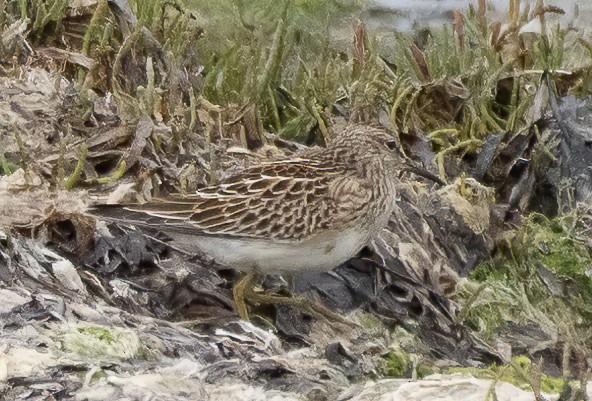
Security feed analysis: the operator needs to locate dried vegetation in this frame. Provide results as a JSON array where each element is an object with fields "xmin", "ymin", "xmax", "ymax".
[{"xmin": 1, "ymin": 0, "xmax": 592, "ymax": 399}]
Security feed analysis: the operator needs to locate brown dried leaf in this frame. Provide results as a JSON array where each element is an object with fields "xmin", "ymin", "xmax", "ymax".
[
  {"xmin": 353, "ymin": 21, "xmax": 366, "ymax": 68},
  {"xmin": 532, "ymin": 5, "xmax": 566, "ymax": 18},
  {"xmin": 508, "ymin": 0, "xmax": 520, "ymax": 26},
  {"xmin": 478, "ymin": 0, "xmax": 486, "ymax": 18},
  {"xmin": 124, "ymin": 117, "xmax": 153, "ymax": 169},
  {"xmin": 452, "ymin": 11, "xmax": 465, "ymax": 51},
  {"xmin": 37, "ymin": 48, "xmax": 97, "ymax": 70},
  {"xmin": 410, "ymin": 43, "xmax": 430, "ymax": 82},
  {"xmin": 490, "ymin": 21, "xmax": 502, "ymax": 51}
]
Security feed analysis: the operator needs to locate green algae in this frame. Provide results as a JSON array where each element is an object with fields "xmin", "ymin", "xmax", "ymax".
[
  {"xmin": 446, "ymin": 356, "xmax": 565, "ymax": 394},
  {"xmin": 383, "ymin": 350, "xmax": 412, "ymax": 378},
  {"xmin": 458, "ymin": 211, "xmax": 592, "ymax": 386},
  {"xmin": 0, "ymin": 153, "xmax": 17, "ymax": 176},
  {"xmin": 381, "ymin": 326, "xmax": 435, "ymax": 379},
  {"xmin": 58, "ymin": 324, "xmax": 145, "ymax": 360}
]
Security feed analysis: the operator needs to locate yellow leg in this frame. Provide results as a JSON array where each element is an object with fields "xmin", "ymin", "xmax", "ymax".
[
  {"xmin": 251, "ymin": 292, "xmax": 355, "ymax": 329},
  {"xmin": 233, "ymin": 269, "xmax": 356, "ymax": 330},
  {"xmin": 233, "ymin": 268, "xmax": 259, "ymax": 320}
]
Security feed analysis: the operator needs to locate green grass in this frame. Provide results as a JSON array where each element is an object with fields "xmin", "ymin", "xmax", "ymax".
[
  {"xmin": 0, "ymin": 153, "xmax": 17, "ymax": 176},
  {"xmin": 458, "ymin": 212, "xmax": 592, "ymax": 380},
  {"xmin": 170, "ymin": 0, "xmax": 592, "ymax": 182},
  {"xmin": 10, "ymin": 0, "xmax": 591, "ymax": 152},
  {"xmin": 186, "ymin": 0, "xmax": 365, "ymax": 141}
]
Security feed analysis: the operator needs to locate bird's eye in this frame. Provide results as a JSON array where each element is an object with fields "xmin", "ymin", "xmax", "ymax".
[{"xmin": 386, "ymin": 140, "xmax": 398, "ymax": 151}]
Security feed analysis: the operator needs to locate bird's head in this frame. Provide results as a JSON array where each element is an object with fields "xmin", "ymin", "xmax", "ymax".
[
  {"xmin": 330, "ymin": 125, "xmax": 445, "ymax": 186},
  {"xmin": 330, "ymin": 125, "xmax": 404, "ymax": 175}
]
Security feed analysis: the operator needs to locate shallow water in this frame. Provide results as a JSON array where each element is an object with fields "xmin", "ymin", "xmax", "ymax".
[{"xmin": 368, "ymin": 0, "xmax": 589, "ymax": 31}]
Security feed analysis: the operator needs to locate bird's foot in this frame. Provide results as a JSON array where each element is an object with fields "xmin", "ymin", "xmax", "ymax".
[
  {"xmin": 248, "ymin": 291, "xmax": 356, "ymax": 330},
  {"xmin": 233, "ymin": 269, "xmax": 356, "ymax": 330},
  {"xmin": 233, "ymin": 268, "xmax": 260, "ymax": 320}
]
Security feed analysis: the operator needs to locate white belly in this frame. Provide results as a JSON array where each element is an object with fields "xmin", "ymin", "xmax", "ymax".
[{"xmin": 191, "ymin": 228, "xmax": 369, "ymax": 274}]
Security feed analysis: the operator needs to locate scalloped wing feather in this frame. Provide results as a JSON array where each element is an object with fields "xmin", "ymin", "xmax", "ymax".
[{"xmin": 127, "ymin": 159, "xmax": 370, "ymax": 241}]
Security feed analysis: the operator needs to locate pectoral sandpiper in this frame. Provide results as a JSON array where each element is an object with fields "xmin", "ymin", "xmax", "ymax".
[{"xmin": 109, "ymin": 125, "xmax": 402, "ymax": 319}]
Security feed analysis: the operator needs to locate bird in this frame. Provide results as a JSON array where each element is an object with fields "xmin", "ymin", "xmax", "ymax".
[{"xmin": 101, "ymin": 125, "xmax": 404, "ymax": 319}]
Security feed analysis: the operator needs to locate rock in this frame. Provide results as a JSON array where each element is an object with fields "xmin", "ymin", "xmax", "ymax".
[{"xmin": 342, "ymin": 374, "xmax": 559, "ymax": 401}]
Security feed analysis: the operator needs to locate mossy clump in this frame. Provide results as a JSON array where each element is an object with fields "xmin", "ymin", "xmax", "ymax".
[
  {"xmin": 415, "ymin": 363, "xmax": 435, "ymax": 379},
  {"xmin": 447, "ymin": 356, "xmax": 565, "ymax": 394},
  {"xmin": 532, "ymin": 217, "xmax": 590, "ymax": 280},
  {"xmin": 357, "ymin": 312, "xmax": 383, "ymax": 330},
  {"xmin": 0, "ymin": 154, "xmax": 17, "ymax": 176},
  {"xmin": 58, "ymin": 324, "xmax": 144, "ymax": 360},
  {"xmin": 541, "ymin": 376, "xmax": 565, "ymax": 394},
  {"xmin": 382, "ymin": 349, "xmax": 412, "ymax": 378},
  {"xmin": 458, "ymin": 211, "xmax": 592, "ymax": 380},
  {"xmin": 382, "ymin": 350, "xmax": 435, "ymax": 379},
  {"xmin": 382, "ymin": 327, "xmax": 432, "ymax": 379},
  {"xmin": 463, "ymin": 213, "xmax": 592, "ymax": 337}
]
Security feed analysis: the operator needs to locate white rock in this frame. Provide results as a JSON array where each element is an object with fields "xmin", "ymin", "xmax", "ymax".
[
  {"xmin": 1, "ymin": 347, "xmax": 57, "ymax": 378},
  {"xmin": 206, "ymin": 383, "xmax": 305, "ymax": 401},
  {"xmin": 106, "ymin": 372, "xmax": 206, "ymax": 399},
  {"xmin": 0, "ymin": 289, "xmax": 30, "ymax": 314},
  {"xmin": 52, "ymin": 260, "xmax": 86, "ymax": 293},
  {"xmin": 346, "ymin": 375, "xmax": 559, "ymax": 401},
  {"xmin": 159, "ymin": 358, "xmax": 205, "ymax": 379},
  {"xmin": 106, "ymin": 182, "xmax": 138, "ymax": 204}
]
